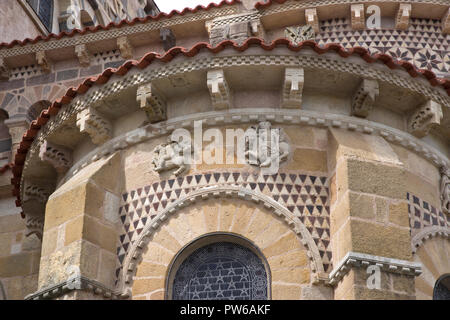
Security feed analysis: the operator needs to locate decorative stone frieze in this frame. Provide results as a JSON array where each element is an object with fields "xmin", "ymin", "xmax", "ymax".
[
  {"xmin": 23, "ymin": 182, "xmax": 51, "ymax": 204},
  {"xmin": 136, "ymin": 83, "xmax": 167, "ymax": 123},
  {"xmin": 39, "ymin": 140, "xmax": 73, "ymax": 173},
  {"xmin": 245, "ymin": 122, "xmax": 290, "ymax": 168},
  {"xmin": 442, "ymin": 8, "xmax": 450, "ymax": 34},
  {"xmin": 36, "ymin": 51, "xmax": 51, "ymax": 73},
  {"xmin": 160, "ymin": 28, "xmax": 176, "ymax": 52},
  {"xmin": 285, "ymin": 25, "xmax": 315, "ymax": 43},
  {"xmin": 351, "ymin": 79, "xmax": 379, "ymax": 118},
  {"xmin": 75, "ymin": 44, "xmax": 91, "ymax": 67},
  {"xmin": 282, "ymin": 67, "xmax": 304, "ymax": 108},
  {"xmin": 407, "ymin": 100, "xmax": 443, "ymax": 138},
  {"xmin": 25, "ymin": 213, "xmax": 44, "ymax": 240},
  {"xmin": 395, "ymin": 4, "xmax": 412, "ymax": 30},
  {"xmin": 152, "ymin": 136, "xmax": 192, "ymax": 176},
  {"xmin": 329, "ymin": 252, "xmax": 422, "ymax": 286},
  {"xmin": 0, "ymin": 57, "xmax": 9, "ymax": 80},
  {"xmin": 76, "ymin": 107, "xmax": 112, "ymax": 145},
  {"xmin": 305, "ymin": 8, "xmax": 319, "ymax": 33},
  {"xmin": 117, "ymin": 36, "xmax": 133, "ymax": 60},
  {"xmin": 351, "ymin": 4, "xmax": 365, "ymax": 30},
  {"xmin": 207, "ymin": 69, "xmax": 231, "ymax": 110},
  {"xmin": 440, "ymin": 166, "xmax": 450, "ymax": 215}
]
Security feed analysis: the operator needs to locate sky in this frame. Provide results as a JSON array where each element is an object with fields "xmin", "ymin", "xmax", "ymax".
[{"xmin": 154, "ymin": 0, "xmax": 224, "ymax": 13}]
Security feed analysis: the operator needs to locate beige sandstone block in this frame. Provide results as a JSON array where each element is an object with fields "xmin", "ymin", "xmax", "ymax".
[
  {"xmin": 203, "ymin": 201, "xmax": 219, "ymax": 232},
  {"xmin": 254, "ymin": 219, "xmax": 290, "ymax": 250},
  {"xmin": 388, "ymin": 202, "xmax": 410, "ymax": 228},
  {"xmin": 166, "ymin": 212, "xmax": 195, "ymax": 245},
  {"xmin": 0, "ymin": 253, "xmax": 32, "ymax": 277},
  {"xmin": 375, "ymin": 197, "xmax": 388, "ymax": 223},
  {"xmin": 272, "ymin": 284, "xmax": 301, "ymax": 300},
  {"xmin": 231, "ymin": 203, "xmax": 254, "ymax": 234},
  {"xmin": 286, "ymin": 148, "xmax": 327, "ymax": 172},
  {"xmin": 0, "ymin": 233, "xmax": 12, "ymax": 256},
  {"xmin": 415, "ymin": 276, "xmax": 433, "ymax": 298},
  {"xmin": 64, "ymin": 216, "xmax": 84, "ymax": 247},
  {"xmin": 82, "ymin": 216, "xmax": 117, "ymax": 254},
  {"xmin": 136, "ymin": 262, "xmax": 167, "ymax": 278},
  {"xmin": 218, "ymin": 200, "xmax": 237, "ymax": 232},
  {"xmin": 152, "ymin": 227, "xmax": 182, "ymax": 254},
  {"xmin": 284, "ymin": 127, "xmax": 316, "ymax": 149},
  {"xmin": 133, "ymin": 278, "xmax": 165, "ymax": 296},
  {"xmin": 268, "ymin": 249, "xmax": 309, "ymax": 270},
  {"xmin": 143, "ymin": 243, "xmax": 174, "ymax": 265},
  {"xmin": 41, "ymin": 227, "xmax": 58, "ymax": 257},
  {"xmin": 79, "ymin": 241, "xmax": 100, "ymax": 280},
  {"xmin": 392, "ymin": 274, "xmax": 415, "ymax": 295},
  {"xmin": 272, "ymin": 268, "xmax": 310, "ymax": 284},
  {"xmin": 183, "ymin": 207, "xmax": 207, "ymax": 240},
  {"xmin": 243, "ymin": 209, "xmax": 273, "ymax": 240},
  {"xmin": 262, "ymin": 232, "xmax": 302, "ymax": 258},
  {"xmin": 150, "ymin": 290, "xmax": 164, "ymax": 300},
  {"xmin": 98, "ymin": 251, "xmax": 117, "ymax": 288},
  {"xmin": 0, "ymin": 214, "xmax": 26, "ymax": 233}
]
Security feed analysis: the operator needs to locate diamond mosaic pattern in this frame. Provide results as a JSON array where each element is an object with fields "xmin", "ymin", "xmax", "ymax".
[
  {"xmin": 407, "ymin": 193, "xmax": 450, "ymax": 238},
  {"xmin": 115, "ymin": 171, "xmax": 331, "ymax": 285},
  {"xmin": 316, "ymin": 18, "xmax": 449, "ymax": 77}
]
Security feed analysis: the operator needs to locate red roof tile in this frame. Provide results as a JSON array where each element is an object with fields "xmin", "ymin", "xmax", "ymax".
[{"xmin": 11, "ymin": 38, "xmax": 450, "ymax": 216}]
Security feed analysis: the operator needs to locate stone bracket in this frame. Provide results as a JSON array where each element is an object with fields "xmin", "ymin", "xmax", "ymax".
[
  {"xmin": 285, "ymin": 25, "xmax": 315, "ymax": 43},
  {"xmin": 117, "ymin": 36, "xmax": 133, "ymax": 60},
  {"xmin": 136, "ymin": 83, "xmax": 167, "ymax": 123},
  {"xmin": 36, "ymin": 51, "xmax": 52, "ymax": 73},
  {"xmin": 282, "ymin": 67, "xmax": 304, "ymax": 109},
  {"xmin": 76, "ymin": 107, "xmax": 112, "ymax": 145},
  {"xmin": 442, "ymin": 8, "xmax": 450, "ymax": 34},
  {"xmin": 395, "ymin": 3, "xmax": 412, "ymax": 30},
  {"xmin": 305, "ymin": 8, "xmax": 319, "ymax": 33},
  {"xmin": 39, "ymin": 140, "xmax": 73, "ymax": 173},
  {"xmin": 160, "ymin": 28, "xmax": 176, "ymax": 52},
  {"xmin": 351, "ymin": 4, "xmax": 365, "ymax": 30},
  {"xmin": 329, "ymin": 252, "xmax": 422, "ymax": 286},
  {"xmin": 75, "ymin": 44, "xmax": 91, "ymax": 67},
  {"xmin": 0, "ymin": 57, "xmax": 9, "ymax": 80},
  {"xmin": 351, "ymin": 79, "xmax": 379, "ymax": 118},
  {"xmin": 23, "ymin": 182, "xmax": 51, "ymax": 204},
  {"xmin": 207, "ymin": 69, "xmax": 231, "ymax": 110},
  {"xmin": 25, "ymin": 212, "xmax": 44, "ymax": 240},
  {"xmin": 407, "ymin": 100, "xmax": 443, "ymax": 138}
]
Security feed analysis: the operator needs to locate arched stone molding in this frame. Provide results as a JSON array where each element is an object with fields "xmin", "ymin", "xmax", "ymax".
[
  {"xmin": 412, "ymin": 227, "xmax": 450, "ymax": 253},
  {"xmin": 118, "ymin": 184, "xmax": 326, "ymax": 298},
  {"xmin": 413, "ymin": 236, "xmax": 450, "ymax": 299}
]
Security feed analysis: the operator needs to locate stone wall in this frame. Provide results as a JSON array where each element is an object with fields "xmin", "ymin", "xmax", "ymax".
[{"xmin": 0, "ymin": 1, "xmax": 42, "ymax": 44}]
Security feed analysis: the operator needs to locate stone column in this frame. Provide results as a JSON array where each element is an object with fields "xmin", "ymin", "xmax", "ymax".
[
  {"xmin": 327, "ymin": 129, "xmax": 419, "ymax": 300},
  {"xmin": 4, "ymin": 117, "xmax": 29, "ymax": 162},
  {"xmin": 28, "ymin": 153, "xmax": 123, "ymax": 300}
]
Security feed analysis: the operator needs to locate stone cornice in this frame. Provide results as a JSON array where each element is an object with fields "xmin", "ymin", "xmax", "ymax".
[
  {"xmin": 329, "ymin": 252, "xmax": 423, "ymax": 286},
  {"xmin": 25, "ymin": 276, "xmax": 125, "ymax": 300}
]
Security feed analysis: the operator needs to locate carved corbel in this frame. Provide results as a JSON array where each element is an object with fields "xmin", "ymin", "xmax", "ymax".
[
  {"xmin": 75, "ymin": 44, "xmax": 91, "ymax": 67},
  {"xmin": 305, "ymin": 8, "xmax": 319, "ymax": 33},
  {"xmin": 136, "ymin": 83, "xmax": 167, "ymax": 123},
  {"xmin": 395, "ymin": 4, "xmax": 412, "ymax": 30},
  {"xmin": 207, "ymin": 69, "xmax": 231, "ymax": 110},
  {"xmin": 0, "ymin": 57, "xmax": 9, "ymax": 81},
  {"xmin": 39, "ymin": 140, "xmax": 73, "ymax": 173},
  {"xmin": 351, "ymin": 79, "xmax": 379, "ymax": 118},
  {"xmin": 22, "ymin": 181, "xmax": 52, "ymax": 239},
  {"xmin": 407, "ymin": 100, "xmax": 443, "ymax": 138},
  {"xmin": 351, "ymin": 4, "xmax": 365, "ymax": 30},
  {"xmin": 160, "ymin": 28, "xmax": 176, "ymax": 52},
  {"xmin": 25, "ymin": 213, "xmax": 45, "ymax": 240},
  {"xmin": 442, "ymin": 8, "xmax": 450, "ymax": 34},
  {"xmin": 285, "ymin": 25, "xmax": 315, "ymax": 43},
  {"xmin": 117, "ymin": 36, "xmax": 133, "ymax": 60},
  {"xmin": 282, "ymin": 68, "xmax": 304, "ymax": 109},
  {"xmin": 440, "ymin": 166, "xmax": 450, "ymax": 215},
  {"xmin": 36, "ymin": 51, "xmax": 51, "ymax": 73},
  {"xmin": 249, "ymin": 19, "xmax": 265, "ymax": 38},
  {"xmin": 76, "ymin": 107, "xmax": 112, "ymax": 144}
]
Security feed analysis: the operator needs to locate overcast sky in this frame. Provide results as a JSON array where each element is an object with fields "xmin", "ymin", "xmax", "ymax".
[{"xmin": 154, "ymin": 0, "xmax": 223, "ymax": 13}]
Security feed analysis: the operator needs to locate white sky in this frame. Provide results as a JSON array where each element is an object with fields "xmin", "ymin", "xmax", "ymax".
[{"xmin": 154, "ymin": 0, "xmax": 223, "ymax": 13}]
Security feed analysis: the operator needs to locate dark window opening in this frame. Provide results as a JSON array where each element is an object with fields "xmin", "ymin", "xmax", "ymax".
[{"xmin": 27, "ymin": 0, "xmax": 53, "ymax": 32}]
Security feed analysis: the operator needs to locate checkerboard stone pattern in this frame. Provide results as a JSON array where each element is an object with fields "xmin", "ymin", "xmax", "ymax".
[
  {"xmin": 316, "ymin": 18, "xmax": 449, "ymax": 77},
  {"xmin": 407, "ymin": 193, "xmax": 450, "ymax": 239},
  {"xmin": 115, "ymin": 172, "xmax": 331, "ymax": 285}
]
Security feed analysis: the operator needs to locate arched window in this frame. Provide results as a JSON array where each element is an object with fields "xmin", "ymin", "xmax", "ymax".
[
  {"xmin": 168, "ymin": 234, "xmax": 270, "ymax": 300},
  {"xmin": 433, "ymin": 274, "xmax": 450, "ymax": 300}
]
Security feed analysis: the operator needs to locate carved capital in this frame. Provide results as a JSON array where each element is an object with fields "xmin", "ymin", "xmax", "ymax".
[
  {"xmin": 351, "ymin": 79, "xmax": 379, "ymax": 118},
  {"xmin": 117, "ymin": 36, "xmax": 133, "ymax": 60},
  {"xmin": 160, "ymin": 28, "xmax": 176, "ymax": 52},
  {"xmin": 39, "ymin": 140, "xmax": 73, "ymax": 173},
  {"xmin": 75, "ymin": 44, "xmax": 91, "ymax": 67},
  {"xmin": 136, "ymin": 83, "xmax": 167, "ymax": 123},
  {"xmin": 36, "ymin": 51, "xmax": 51, "ymax": 73},
  {"xmin": 442, "ymin": 8, "xmax": 450, "ymax": 34},
  {"xmin": 351, "ymin": 4, "xmax": 365, "ymax": 30},
  {"xmin": 305, "ymin": 8, "xmax": 319, "ymax": 33},
  {"xmin": 0, "ymin": 57, "xmax": 9, "ymax": 81},
  {"xmin": 408, "ymin": 100, "xmax": 443, "ymax": 138},
  {"xmin": 76, "ymin": 107, "xmax": 112, "ymax": 144},
  {"xmin": 207, "ymin": 69, "xmax": 231, "ymax": 110},
  {"xmin": 395, "ymin": 4, "xmax": 412, "ymax": 30},
  {"xmin": 282, "ymin": 68, "xmax": 304, "ymax": 109}
]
